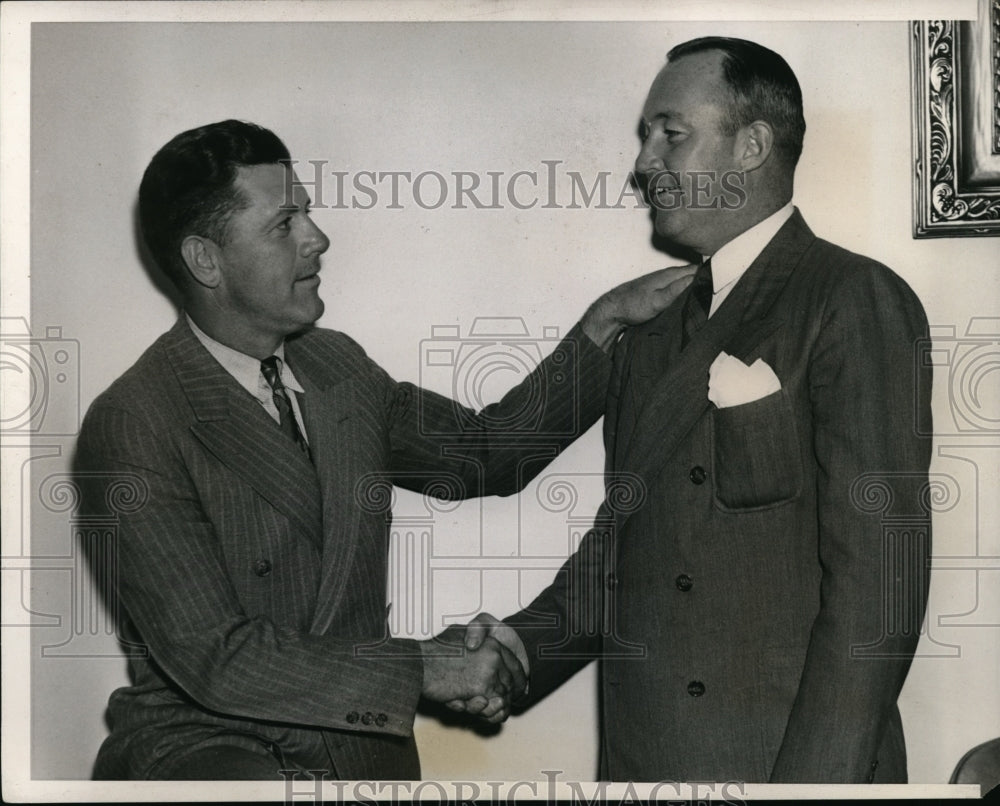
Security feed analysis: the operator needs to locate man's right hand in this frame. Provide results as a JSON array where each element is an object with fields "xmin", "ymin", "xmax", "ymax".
[
  {"xmin": 441, "ymin": 613, "xmax": 529, "ymax": 717},
  {"xmin": 419, "ymin": 632, "xmax": 527, "ymax": 724}
]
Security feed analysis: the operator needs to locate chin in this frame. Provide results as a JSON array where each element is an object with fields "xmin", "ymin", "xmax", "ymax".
[
  {"xmin": 654, "ymin": 213, "xmax": 684, "ymax": 242},
  {"xmin": 306, "ymin": 295, "xmax": 325, "ymax": 321},
  {"xmin": 292, "ymin": 301, "xmax": 325, "ymax": 332}
]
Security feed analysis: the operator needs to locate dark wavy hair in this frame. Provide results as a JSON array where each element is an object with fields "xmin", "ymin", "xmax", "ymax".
[
  {"xmin": 138, "ymin": 120, "xmax": 290, "ymax": 290},
  {"xmin": 667, "ymin": 37, "xmax": 806, "ymax": 167}
]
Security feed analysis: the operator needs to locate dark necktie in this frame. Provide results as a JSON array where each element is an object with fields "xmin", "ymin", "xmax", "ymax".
[
  {"xmin": 681, "ymin": 258, "xmax": 713, "ymax": 349},
  {"xmin": 260, "ymin": 356, "xmax": 311, "ymax": 459}
]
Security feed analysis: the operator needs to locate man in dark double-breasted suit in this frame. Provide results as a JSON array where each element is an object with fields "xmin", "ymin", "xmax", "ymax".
[
  {"xmin": 76, "ymin": 120, "xmax": 693, "ymax": 780},
  {"xmin": 488, "ymin": 37, "xmax": 933, "ymax": 783}
]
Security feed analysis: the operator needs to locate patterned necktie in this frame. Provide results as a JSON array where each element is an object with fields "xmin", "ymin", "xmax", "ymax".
[
  {"xmin": 260, "ymin": 356, "xmax": 311, "ymax": 459},
  {"xmin": 681, "ymin": 258, "xmax": 714, "ymax": 349}
]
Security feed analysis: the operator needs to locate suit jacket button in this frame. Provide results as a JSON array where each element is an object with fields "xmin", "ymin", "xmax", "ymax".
[
  {"xmin": 675, "ymin": 574, "xmax": 693, "ymax": 592},
  {"xmin": 361, "ymin": 711, "xmax": 374, "ymax": 725},
  {"xmin": 687, "ymin": 680, "xmax": 705, "ymax": 697},
  {"xmin": 254, "ymin": 559, "xmax": 272, "ymax": 577},
  {"xmin": 689, "ymin": 466, "xmax": 707, "ymax": 485},
  {"xmin": 375, "ymin": 713, "xmax": 388, "ymax": 727},
  {"xmin": 346, "ymin": 711, "xmax": 360, "ymax": 724}
]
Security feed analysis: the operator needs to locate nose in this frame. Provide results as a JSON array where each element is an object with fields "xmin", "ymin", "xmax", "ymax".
[
  {"xmin": 635, "ymin": 138, "xmax": 664, "ymax": 179},
  {"xmin": 300, "ymin": 216, "xmax": 330, "ymax": 258}
]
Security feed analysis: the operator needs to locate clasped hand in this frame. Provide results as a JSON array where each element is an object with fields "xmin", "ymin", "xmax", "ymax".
[{"xmin": 419, "ymin": 614, "xmax": 527, "ymax": 724}]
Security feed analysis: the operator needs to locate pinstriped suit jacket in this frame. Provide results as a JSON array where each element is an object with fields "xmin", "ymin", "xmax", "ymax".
[
  {"xmin": 509, "ymin": 211, "xmax": 933, "ymax": 783},
  {"xmin": 76, "ymin": 316, "xmax": 610, "ymax": 780}
]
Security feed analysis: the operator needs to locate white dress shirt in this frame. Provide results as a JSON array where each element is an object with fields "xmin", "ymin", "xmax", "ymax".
[
  {"xmin": 186, "ymin": 314, "xmax": 309, "ymax": 441},
  {"xmin": 704, "ymin": 202, "xmax": 795, "ymax": 317}
]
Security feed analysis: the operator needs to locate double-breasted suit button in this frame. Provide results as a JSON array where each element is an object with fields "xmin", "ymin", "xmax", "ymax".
[
  {"xmin": 346, "ymin": 711, "xmax": 360, "ymax": 724},
  {"xmin": 687, "ymin": 680, "xmax": 705, "ymax": 697},
  {"xmin": 688, "ymin": 466, "xmax": 707, "ymax": 485},
  {"xmin": 675, "ymin": 574, "xmax": 693, "ymax": 592},
  {"xmin": 254, "ymin": 559, "xmax": 272, "ymax": 577},
  {"xmin": 361, "ymin": 711, "xmax": 374, "ymax": 725},
  {"xmin": 375, "ymin": 713, "xmax": 388, "ymax": 727}
]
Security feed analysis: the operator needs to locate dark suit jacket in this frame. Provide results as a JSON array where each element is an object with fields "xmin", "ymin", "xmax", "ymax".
[
  {"xmin": 76, "ymin": 316, "xmax": 609, "ymax": 780},
  {"xmin": 510, "ymin": 211, "xmax": 933, "ymax": 783}
]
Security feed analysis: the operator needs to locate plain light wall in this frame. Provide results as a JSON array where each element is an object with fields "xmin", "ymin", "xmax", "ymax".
[{"xmin": 24, "ymin": 20, "xmax": 999, "ymax": 783}]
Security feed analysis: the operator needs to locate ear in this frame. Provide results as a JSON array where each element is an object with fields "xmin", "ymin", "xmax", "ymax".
[
  {"xmin": 180, "ymin": 235, "xmax": 222, "ymax": 289},
  {"xmin": 736, "ymin": 120, "xmax": 774, "ymax": 171}
]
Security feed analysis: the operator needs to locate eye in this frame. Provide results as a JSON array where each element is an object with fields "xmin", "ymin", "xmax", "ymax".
[{"xmin": 276, "ymin": 216, "xmax": 292, "ymax": 233}]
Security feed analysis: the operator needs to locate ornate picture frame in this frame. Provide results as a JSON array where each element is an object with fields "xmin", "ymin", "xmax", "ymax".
[{"xmin": 911, "ymin": 0, "xmax": 1000, "ymax": 237}]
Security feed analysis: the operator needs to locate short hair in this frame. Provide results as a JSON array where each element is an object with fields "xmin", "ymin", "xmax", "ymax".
[
  {"xmin": 138, "ymin": 120, "xmax": 291, "ymax": 290},
  {"xmin": 667, "ymin": 37, "xmax": 806, "ymax": 166}
]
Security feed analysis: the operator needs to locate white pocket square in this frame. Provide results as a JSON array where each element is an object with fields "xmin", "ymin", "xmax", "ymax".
[{"xmin": 708, "ymin": 352, "xmax": 781, "ymax": 409}]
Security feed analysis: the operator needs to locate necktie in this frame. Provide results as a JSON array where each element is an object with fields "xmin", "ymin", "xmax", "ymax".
[
  {"xmin": 681, "ymin": 258, "xmax": 713, "ymax": 349},
  {"xmin": 260, "ymin": 356, "xmax": 311, "ymax": 459}
]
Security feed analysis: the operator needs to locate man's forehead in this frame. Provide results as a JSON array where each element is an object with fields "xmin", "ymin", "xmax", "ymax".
[
  {"xmin": 233, "ymin": 163, "xmax": 310, "ymax": 207},
  {"xmin": 643, "ymin": 50, "xmax": 728, "ymax": 116}
]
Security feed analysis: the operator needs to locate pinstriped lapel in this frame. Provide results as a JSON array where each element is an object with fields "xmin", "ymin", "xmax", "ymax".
[
  {"xmin": 164, "ymin": 318, "xmax": 324, "ymax": 549},
  {"xmin": 301, "ymin": 377, "xmax": 365, "ymax": 635},
  {"xmin": 284, "ymin": 332, "xmax": 370, "ymax": 636},
  {"xmin": 614, "ymin": 211, "xmax": 815, "ymax": 533},
  {"xmin": 612, "ymin": 300, "xmax": 684, "ymax": 474}
]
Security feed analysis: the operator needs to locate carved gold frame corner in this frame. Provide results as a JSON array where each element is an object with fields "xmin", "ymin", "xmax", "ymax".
[{"xmin": 911, "ymin": 0, "xmax": 1000, "ymax": 237}]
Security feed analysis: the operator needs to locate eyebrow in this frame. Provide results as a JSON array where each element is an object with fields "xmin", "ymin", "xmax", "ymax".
[
  {"xmin": 262, "ymin": 200, "xmax": 309, "ymax": 228},
  {"xmin": 643, "ymin": 109, "xmax": 687, "ymax": 125},
  {"xmin": 273, "ymin": 197, "xmax": 312, "ymax": 214}
]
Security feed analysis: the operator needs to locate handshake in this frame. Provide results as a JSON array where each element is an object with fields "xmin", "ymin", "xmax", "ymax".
[
  {"xmin": 419, "ymin": 614, "xmax": 529, "ymax": 724},
  {"xmin": 413, "ymin": 265, "xmax": 699, "ymax": 724}
]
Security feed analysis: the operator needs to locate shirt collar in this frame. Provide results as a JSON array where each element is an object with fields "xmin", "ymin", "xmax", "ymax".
[
  {"xmin": 704, "ymin": 202, "xmax": 795, "ymax": 293},
  {"xmin": 185, "ymin": 314, "xmax": 305, "ymax": 401}
]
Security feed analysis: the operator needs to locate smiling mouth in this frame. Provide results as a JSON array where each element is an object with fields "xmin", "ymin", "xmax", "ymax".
[
  {"xmin": 640, "ymin": 170, "xmax": 679, "ymax": 201},
  {"xmin": 648, "ymin": 180, "xmax": 684, "ymax": 210}
]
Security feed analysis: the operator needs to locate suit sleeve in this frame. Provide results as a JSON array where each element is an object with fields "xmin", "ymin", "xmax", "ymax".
[
  {"xmin": 769, "ymin": 264, "xmax": 933, "ymax": 782},
  {"xmin": 76, "ymin": 403, "xmax": 424, "ymax": 737},
  {"xmin": 383, "ymin": 321, "xmax": 612, "ymax": 498},
  {"xmin": 499, "ymin": 330, "xmax": 636, "ymax": 703}
]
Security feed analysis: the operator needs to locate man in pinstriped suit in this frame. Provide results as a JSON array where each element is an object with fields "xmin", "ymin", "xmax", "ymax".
[{"xmin": 75, "ymin": 120, "xmax": 693, "ymax": 780}]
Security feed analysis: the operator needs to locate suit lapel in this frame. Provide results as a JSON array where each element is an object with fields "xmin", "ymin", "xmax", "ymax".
[
  {"xmin": 302, "ymin": 377, "xmax": 366, "ymax": 635},
  {"xmin": 284, "ymin": 333, "xmax": 373, "ymax": 635},
  {"xmin": 613, "ymin": 301, "xmax": 684, "ymax": 473},
  {"xmin": 613, "ymin": 211, "xmax": 815, "ymax": 531},
  {"xmin": 165, "ymin": 318, "xmax": 324, "ymax": 549}
]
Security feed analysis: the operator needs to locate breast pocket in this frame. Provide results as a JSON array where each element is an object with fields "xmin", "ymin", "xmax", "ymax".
[{"xmin": 710, "ymin": 387, "xmax": 803, "ymax": 511}]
